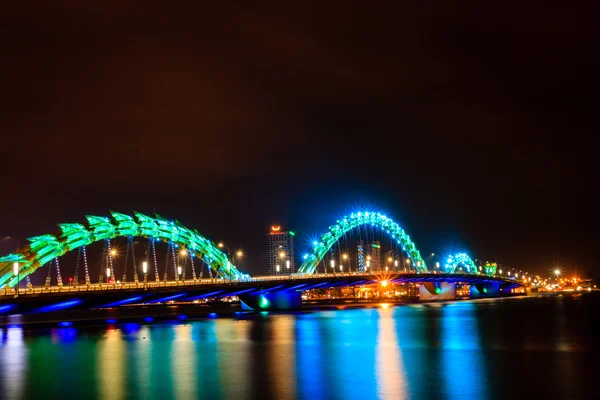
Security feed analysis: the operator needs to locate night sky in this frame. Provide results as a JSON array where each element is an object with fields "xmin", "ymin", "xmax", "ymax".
[{"xmin": 1, "ymin": 2, "xmax": 598, "ymax": 277}]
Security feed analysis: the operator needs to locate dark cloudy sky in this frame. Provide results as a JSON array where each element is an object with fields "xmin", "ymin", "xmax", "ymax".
[{"xmin": 1, "ymin": 2, "xmax": 598, "ymax": 276}]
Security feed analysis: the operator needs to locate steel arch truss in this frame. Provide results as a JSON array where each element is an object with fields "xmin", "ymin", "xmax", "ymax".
[
  {"xmin": 298, "ymin": 211, "xmax": 426, "ymax": 274},
  {"xmin": 0, "ymin": 212, "xmax": 243, "ymax": 288},
  {"xmin": 443, "ymin": 252, "xmax": 478, "ymax": 275}
]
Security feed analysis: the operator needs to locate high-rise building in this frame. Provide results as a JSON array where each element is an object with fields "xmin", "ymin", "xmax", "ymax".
[
  {"xmin": 266, "ymin": 225, "xmax": 295, "ymax": 275},
  {"xmin": 360, "ymin": 240, "xmax": 381, "ymax": 271}
]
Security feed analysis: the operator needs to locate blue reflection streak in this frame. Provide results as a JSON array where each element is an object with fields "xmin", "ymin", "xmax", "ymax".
[{"xmin": 440, "ymin": 302, "xmax": 488, "ymax": 399}]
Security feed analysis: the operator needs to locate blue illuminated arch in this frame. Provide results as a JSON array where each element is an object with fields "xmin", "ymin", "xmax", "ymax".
[{"xmin": 298, "ymin": 211, "xmax": 426, "ymax": 274}]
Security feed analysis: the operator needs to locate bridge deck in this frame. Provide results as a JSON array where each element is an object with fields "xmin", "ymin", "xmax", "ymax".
[{"xmin": 1, "ymin": 272, "xmax": 520, "ymax": 299}]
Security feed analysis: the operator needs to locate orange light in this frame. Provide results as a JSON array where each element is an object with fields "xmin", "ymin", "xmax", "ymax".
[{"xmin": 271, "ymin": 225, "xmax": 281, "ymax": 232}]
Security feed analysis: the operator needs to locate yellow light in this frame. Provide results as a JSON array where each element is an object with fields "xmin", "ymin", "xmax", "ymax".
[
  {"xmin": 279, "ymin": 251, "xmax": 286, "ymax": 258},
  {"xmin": 218, "ymin": 242, "xmax": 224, "ymax": 248},
  {"xmin": 236, "ymin": 250, "xmax": 243, "ymax": 258},
  {"xmin": 380, "ymin": 303, "xmax": 389, "ymax": 309},
  {"xmin": 367, "ymin": 256, "xmax": 371, "ymax": 260},
  {"xmin": 110, "ymin": 250, "xmax": 116, "ymax": 256},
  {"xmin": 381, "ymin": 280, "xmax": 388, "ymax": 287},
  {"xmin": 342, "ymin": 254, "xmax": 348, "ymax": 260},
  {"xmin": 387, "ymin": 257, "xmax": 393, "ymax": 262},
  {"xmin": 180, "ymin": 249, "xmax": 188, "ymax": 256},
  {"xmin": 271, "ymin": 225, "xmax": 281, "ymax": 232}
]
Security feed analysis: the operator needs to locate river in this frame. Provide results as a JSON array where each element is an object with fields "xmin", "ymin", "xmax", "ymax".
[{"xmin": 0, "ymin": 293, "xmax": 597, "ymax": 399}]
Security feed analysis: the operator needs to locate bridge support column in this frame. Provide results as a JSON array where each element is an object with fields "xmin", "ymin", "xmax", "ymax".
[
  {"xmin": 419, "ymin": 282, "xmax": 456, "ymax": 300},
  {"xmin": 239, "ymin": 291, "xmax": 302, "ymax": 311},
  {"xmin": 470, "ymin": 283, "xmax": 500, "ymax": 298}
]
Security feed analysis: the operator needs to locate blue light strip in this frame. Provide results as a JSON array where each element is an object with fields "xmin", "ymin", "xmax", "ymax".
[
  {"xmin": 184, "ymin": 290, "xmax": 224, "ymax": 301},
  {"xmin": 147, "ymin": 293, "xmax": 186, "ymax": 303},
  {"xmin": 34, "ymin": 299, "xmax": 83, "ymax": 313},
  {"xmin": 227, "ymin": 288, "xmax": 256, "ymax": 296},
  {"xmin": 102, "ymin": 296, "xmax": 144, "ymax": 307}
]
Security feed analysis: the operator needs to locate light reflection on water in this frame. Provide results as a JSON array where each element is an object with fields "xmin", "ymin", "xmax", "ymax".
[{"xmin": 0, "ymin": 295, "xmax": 597, "ymax": 399}]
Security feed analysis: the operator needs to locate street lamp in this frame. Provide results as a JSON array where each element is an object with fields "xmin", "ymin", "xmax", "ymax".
[
  {"xmin": 554, "ymin": 269, "xmax": 561, "ymax": 278},
  {"xmin": 142, "ymin": 261, "xmax": 148, "ymax": 284}
]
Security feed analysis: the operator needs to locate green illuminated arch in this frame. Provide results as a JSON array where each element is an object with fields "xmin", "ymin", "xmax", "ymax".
[
  {"xmin": 298, "ymin": 211, "xmax": 426, "ymax": 274},
  {"xmin": 0, "ymin": 212, "xmax": 243, "ymax": 288},
  {"xmin": 443, "ymin": 253, "xmax": 479, "ymax": 275}
]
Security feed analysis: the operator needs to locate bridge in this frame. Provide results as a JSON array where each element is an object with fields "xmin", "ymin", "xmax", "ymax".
[{"xmin": 0, "ymin": 210, "xmax": 524, "ymax": 315}]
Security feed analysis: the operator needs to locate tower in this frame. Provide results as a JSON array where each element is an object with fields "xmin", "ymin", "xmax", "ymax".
[{"xmin": 265, "ymin": 225, "xmax": 295, "ymax": 275}]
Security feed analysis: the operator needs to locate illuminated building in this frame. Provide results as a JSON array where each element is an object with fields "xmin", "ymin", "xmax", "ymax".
[
  {"xmin": 361, "ymin": 240, "xmax": 381, "ymax": 271},
  {"xmin": 266, "ymin": 225, "xmax": 295, "ymax": 275}
]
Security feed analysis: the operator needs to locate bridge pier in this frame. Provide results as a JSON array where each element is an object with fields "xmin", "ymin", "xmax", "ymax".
[
  {"xmin": 419, "ymin": 282, "xmax": 456, "ymax": 300},
  {"xmin": 470, "ymin": 283, "xmax": 500, "ymax": 298},
  {"xmin": 239, "ymin": 291, "xmax": 302, "ymax": 311}
]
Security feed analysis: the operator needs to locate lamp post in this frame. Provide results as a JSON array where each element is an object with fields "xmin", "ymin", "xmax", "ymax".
[{"xmin": 142, "ymin": 261, "xmax": 148, "ymax": 287}]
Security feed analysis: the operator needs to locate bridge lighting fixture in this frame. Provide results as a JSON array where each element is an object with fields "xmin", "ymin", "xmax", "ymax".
[
  {"xmin": 180, "ymin": 249, "xmax": 188, "ymax": 256},
  {"xmin": 303, "ymin": 254, "xmax": 309, "ymax": 259},
  {"xmin": 177, "ymin": 266, "xmax": 182, "ymax": 275},
  {"xmin": 218, "ymin": 242, "xmax": 224, "ymax": 248},
  {"xmin": 554, "ymin": 269, "xmax": 561, "ymax": 277},
  {"xmin": 330, "ymin": 259, "xmax": 335, "ymax": 268},
  {"xmin": 13, "ymin": 262, "xmax": 18, "ymax": 276},
  {"xmin": 366, "ymin": 260, "xmax": 371, "ymax": 268},
  {"xmin": 388, "ymin": 257, "xmax": 393, "ymax": 262},
  {"xmin": 276, "ymin": 265, "xmax": 280, "ymax": 272},
  {"xmin": 236, "ymin": 250, "xmax": 243, "ymax": 258},
  {"xmin": 499, "ymin": 269, "xmax": 503, "ymax": 274},
  {"xmin": 381, "ymin": 280, "xmax": 388, "ymax": 287},
  {"xmin": 279, "ymin": 251, "xmax": 286, "ymax": 258},
  {"xmin": 286, "ymin": 260, "xmax": 290, "ymax": 269},
  {"xmin": 106, "ymin": 268, "xmax": 111, "ymax": 278},
  {"xmin": 406, "ymin": 259, "xmax": 410, "ymax": 264},
  {"xmin": 110, "ymin": 250, "xmax": 116, "ymax": 256},
  {"xmin": 342, "ymin": 254, "xmax": 348, "ymax": 260},
  {"xmin": 436, "ymin": 262, "xmax": 440, "ymax": 268},
  {"xmin": 142, "ymin": 261, "xmax": 148, "ymax": 274},
  {"xmin": 431, "ymin": 253, "xmax": 435, "ymax": 256},
  {"xmin": 395, "ymin": 260, "xmax": 398, "ymax": 267}
]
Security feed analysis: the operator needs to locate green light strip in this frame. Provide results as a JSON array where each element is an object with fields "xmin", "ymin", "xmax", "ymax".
[{"xmin": 0, "ymin": 212, "xmax": 244, "ymax": 288}]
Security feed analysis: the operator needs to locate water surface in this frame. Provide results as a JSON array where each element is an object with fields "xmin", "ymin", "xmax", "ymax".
[{"xmin": 1, "ymin": 294, "xmax": 598, "ymax": 399}]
